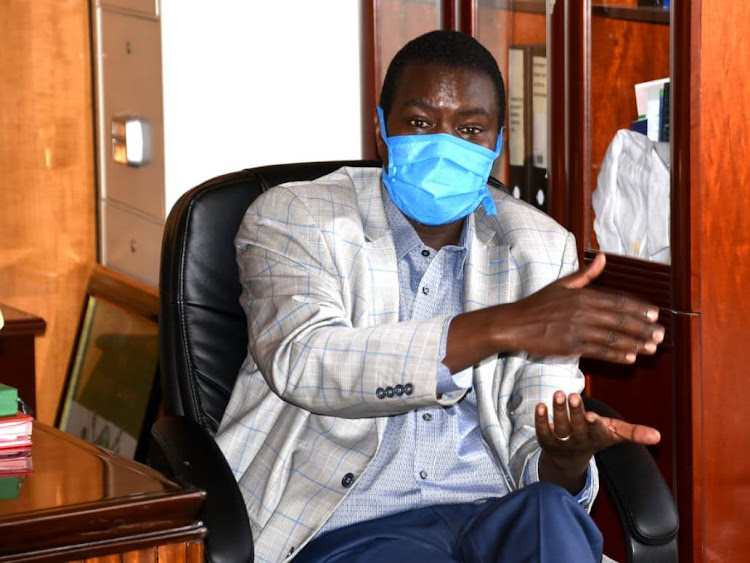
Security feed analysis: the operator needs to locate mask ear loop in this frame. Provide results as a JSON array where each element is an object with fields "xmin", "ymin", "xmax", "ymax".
[
  {"xmin": 494, "ymin": 126, "xmax": 505, "ymax": 156},
  {"xmin": 376, "ymin": 107, "xmax": 395, "ymax": 176},
  {"xmin": 480, "ymin": 126, "xmax": 504, "ymax": 216}
]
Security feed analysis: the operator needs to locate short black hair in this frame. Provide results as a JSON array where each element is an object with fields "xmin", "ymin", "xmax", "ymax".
[{"xmin": 379, "ymin": 30, "xmax": 506, "ymax": 129}]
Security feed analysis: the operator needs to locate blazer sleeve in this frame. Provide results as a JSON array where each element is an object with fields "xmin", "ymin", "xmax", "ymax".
[
  {"xmin": 505, "ymin": 232, "xmax": 600, "ymax": 508},
  {"xmin": 236, "ymin": 186, "xmax": 466, "ymax": 419}
]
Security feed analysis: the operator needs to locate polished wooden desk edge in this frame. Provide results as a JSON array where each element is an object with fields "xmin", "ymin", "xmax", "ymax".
[
  {"xmin": 0, "ymin": 422, "xmax": 207, "ymax": 561},
  {"xmin": 31, "ymin": 422, "xmax": 179, "ymax": 486},
  {"xmin": 0, "ymin": 304, "xmax": 46, "ymax": 337},
  {"xmin": 0, "ymin": 523, "xmax": 206, "ymax": 563}
]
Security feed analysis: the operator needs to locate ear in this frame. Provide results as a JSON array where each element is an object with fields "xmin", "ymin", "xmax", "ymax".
[{"xmin": 374, "ymin": 109, "xmax": 388, "ymax": 167}]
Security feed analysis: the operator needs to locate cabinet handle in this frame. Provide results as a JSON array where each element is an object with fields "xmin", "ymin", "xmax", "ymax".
[{"xmin": 111, "ymin": 116, "xmax": 152, "ymax": 167}]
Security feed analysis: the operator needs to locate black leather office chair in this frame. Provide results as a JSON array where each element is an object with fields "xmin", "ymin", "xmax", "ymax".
[{"xmin": 149, "ymin": 160, "xmax": 678, "ymax": 563}]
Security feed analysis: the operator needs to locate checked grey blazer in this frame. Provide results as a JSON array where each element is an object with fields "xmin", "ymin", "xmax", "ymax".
[{"xmin": 215, "ymin": 166, "xmax": 598, "ymax": 562}]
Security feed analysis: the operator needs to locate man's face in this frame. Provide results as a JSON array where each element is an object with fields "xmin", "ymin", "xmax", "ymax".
[{"xmin": 375, "ymin": 62, "xmax": 501, "ymax": 166}]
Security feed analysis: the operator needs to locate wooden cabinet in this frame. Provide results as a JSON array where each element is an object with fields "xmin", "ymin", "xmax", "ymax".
[
  {"xmin": 363, "ymin": 1, "xmax": 750, "ymax": 560},
  {"xmin": 0, "ymin": 305, "xmax": 46, "ymax": 416}
]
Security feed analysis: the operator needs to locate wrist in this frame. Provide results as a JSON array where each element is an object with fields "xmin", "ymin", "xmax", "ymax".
[
  {"xmin": 485, "ymin": 303, "xmax": 518, "ymax": 354},
  {"xmin": 539, "ymin": 450, "xmax": 590, "ymax": 493}
]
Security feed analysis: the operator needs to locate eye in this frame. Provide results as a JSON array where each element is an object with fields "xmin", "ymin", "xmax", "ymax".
[
  {"xmin": 458, "ymin": 126, "xmax": 484, "ymax": 136},
  {"xmin": 408, "ymin": 118, "xmax": 431, "ymax": 129}
]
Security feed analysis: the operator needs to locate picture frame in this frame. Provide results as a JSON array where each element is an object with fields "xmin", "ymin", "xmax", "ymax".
[{"xmin": 56, "ymin": 265, "xmax": 160, "ymax": 462}]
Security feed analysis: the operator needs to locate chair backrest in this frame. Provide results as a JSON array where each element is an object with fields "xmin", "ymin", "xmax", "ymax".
[{"xmin": 159, "ymin": 160, "xmax": 379, "ymax": 434}]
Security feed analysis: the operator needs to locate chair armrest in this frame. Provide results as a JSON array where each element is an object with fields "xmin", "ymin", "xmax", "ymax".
[
  {"xmin": 584, "ymin": 396, "xmax": 678, "ymax": 560},
  {"xmin": 149, "ymin": 416, "xmax": 253, "ymax": 563}
]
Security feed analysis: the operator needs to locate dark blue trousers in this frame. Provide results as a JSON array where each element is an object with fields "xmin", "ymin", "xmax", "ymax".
[{"xmin": 295, "ymin": 482, "xmax": 603, "ymax": 562}]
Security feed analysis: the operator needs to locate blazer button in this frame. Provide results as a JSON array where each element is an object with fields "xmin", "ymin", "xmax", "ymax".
[
  {"xmin": 404, "ymin": 383, "xmax": 413, "ymax": 395},
  {"xmin": 376, "ymin": 387, "xmax": 385, "ymax": 399},
  {"xmin": 394, "ymin": 384, "xmax": 404, "ymax": 396},
  {"xmin": 341, "ymin": 472, "xmax": 355, "ymax": 488},
  {"xmin": 385, "ymin": 386, "xmax": 395, "ymax": 398}
]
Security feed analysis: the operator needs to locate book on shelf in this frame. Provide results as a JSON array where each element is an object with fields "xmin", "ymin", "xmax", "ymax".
[
  {"xmin": 0, "ymin": 411, "xmax": 33, "ymax": 449},
  {"xmin": 634, "ymin": 77, "xmax": 670, "ymax": 142},
  {"xmin": 659, "ymin": 81, "xmax": 670, "ymax": 142},
  {"xmin": 507, "ymin": 44, "xmax": 546, "ymax": 210}
]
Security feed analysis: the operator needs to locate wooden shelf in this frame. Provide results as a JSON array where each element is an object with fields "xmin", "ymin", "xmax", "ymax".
[
  {"xmin": 480, "ymin": 1, "xmax": 545, "ymax": 15},
  {"xmin": 592, "ymin": 4, "xmax": 670, "ymax": 24},
  {"xmin": 484, "ymin": 1, "xmax": 670, "ymax": 24}
]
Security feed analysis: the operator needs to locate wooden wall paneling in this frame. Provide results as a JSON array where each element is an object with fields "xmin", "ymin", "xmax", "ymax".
[
  {"xmin": 670, "ymin": 0, "xmax": 700, "ymax": 558},
  {"xmin": 548, "ymin": 0, "xmax": 566, "ymax": 225},
  {"xmin": 361, "ymin": 0, "xmax": 377, "ymax": 158},
  {"xmin": 0, "ymin": 0, "xmax": 96, "ymax": 423},
  {"xmin": 691, "ymin": 1, "xmax": 750, "ymax": 559},
  {"xmin": 565, "ymin": 0, "xmax": 591, "ymax": 250}
]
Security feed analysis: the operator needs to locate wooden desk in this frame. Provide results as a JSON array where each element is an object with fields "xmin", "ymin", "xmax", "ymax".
[
  {"xmin": 0, "ymin": 304, "xmax": 46, "ymax": 414},
  {"xmin": 0, "ymin": 423, "xmax": 206, "ymax": 562}
]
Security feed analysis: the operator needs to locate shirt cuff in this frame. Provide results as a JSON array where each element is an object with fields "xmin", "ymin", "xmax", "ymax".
[
  {"xmin": 435, "ymin": 317, "xmax": 473, "ymax": 395},
  {"xmin": 522, "ymin": 449, "xmax": 597, "ymax": 507}
]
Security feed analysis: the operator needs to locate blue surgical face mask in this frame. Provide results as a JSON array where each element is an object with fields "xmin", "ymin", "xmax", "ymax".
[{"xmin": 377, "ymin": 106, "xmax": 502, "ymax": 226}]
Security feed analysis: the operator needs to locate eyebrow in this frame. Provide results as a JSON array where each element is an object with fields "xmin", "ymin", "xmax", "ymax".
[{"xmin": 401, "ymin": 99, "xmax": 491, "ymax": 119}]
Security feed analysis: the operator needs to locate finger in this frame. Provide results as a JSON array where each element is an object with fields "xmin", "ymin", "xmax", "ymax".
[
  {"xmin": 578, "ymin": 305, "xmax": 665, "ymax": 344},
  {"xmin": 568, "ymin": 393, "xmax": 588, "ymax": 438},
  {"xmin": 559, "ymin": 253, "xmax": 606, "ymax": 290},
  {"xmin": 576, "ymin": 288, "xmax": 661, "ymax": 325},
  {"xmin": 584, "ymin": 412, "xmax": 620, "ymax": 446},
  {"xmin": 535, "ymin": 403, "xmax": 555, "ymax": 445},
  {"xmin": 571, "ymin": 324, "xmax": 665, "ymax": 363},
  {"xmin": 551, "ymin": 391, "xmax": 571, "ymax": 439},
  {"xmin": 606, "ymin": 418, "xmax": 661, "ymax": 445}
]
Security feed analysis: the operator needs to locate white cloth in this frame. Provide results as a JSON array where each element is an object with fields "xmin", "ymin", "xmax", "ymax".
[{"xmin": 592, "ymin": 129, "xmax": 670, "ymax": 263}]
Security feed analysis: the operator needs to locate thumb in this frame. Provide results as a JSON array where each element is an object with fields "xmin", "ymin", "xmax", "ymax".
[{"xmin": 560, "ymin": 252, "xmax": 606, "ymax": 289}]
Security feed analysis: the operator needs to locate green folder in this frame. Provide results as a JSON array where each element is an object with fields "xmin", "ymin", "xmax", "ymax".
[{"xmin": 0, "ymin": 384, "xmax": 18, "ymax": 417}]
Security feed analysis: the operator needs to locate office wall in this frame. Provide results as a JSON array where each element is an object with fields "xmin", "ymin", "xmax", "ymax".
[{"xmin": 161, "ymin": 0, "xmax": 363, "ymax": 214}]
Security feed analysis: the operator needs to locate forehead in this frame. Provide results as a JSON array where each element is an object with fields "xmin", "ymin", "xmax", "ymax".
[{"xmin": 391, "ymin": 62, "xmax": 499, "ymax": 116}]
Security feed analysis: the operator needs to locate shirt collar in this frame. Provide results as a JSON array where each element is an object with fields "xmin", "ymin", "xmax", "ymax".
[{"xmin": 382, "ymin": 183, "xmax": 470, "ymax": 269}]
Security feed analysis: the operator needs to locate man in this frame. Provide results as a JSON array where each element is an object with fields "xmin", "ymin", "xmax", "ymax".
[{"xmin": 216, "ymin": 31, "xmax": 664, "ymax": 562}]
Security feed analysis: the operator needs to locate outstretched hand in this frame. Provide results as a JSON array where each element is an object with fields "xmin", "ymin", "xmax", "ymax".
[
  {"xmin": 535, "ymin": 390, "xmax": 660, "ymax": 492},
  {"xmin": 501, "ymin": 253, "xmax": 664, "ymax": 364}
]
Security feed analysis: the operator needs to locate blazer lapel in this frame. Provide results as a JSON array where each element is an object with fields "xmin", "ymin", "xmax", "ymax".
[
  {"xmin": 355, "ymin": 169, "xmax": 398, "ymax": 438},
  {"xmin": 464, "ymin": 210, "xmax": 512, "ymax": 462}
]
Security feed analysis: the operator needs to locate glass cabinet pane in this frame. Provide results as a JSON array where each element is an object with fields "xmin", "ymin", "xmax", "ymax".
[
  {"xmin": 588, "ymin": 1, "xmax": 672, "ymax": 263},
  {"xmin": 475, "ymin": 0, "xmax": 549, "ymax": 212},
  {"xmin": 374, "ymin": 0, "xmax": 442, "ymax": 88}
]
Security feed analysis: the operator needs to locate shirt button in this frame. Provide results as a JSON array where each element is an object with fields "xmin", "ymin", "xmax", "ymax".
[
  {"xmin": 341, "ymin": 472, "xmax": 355, "ymax": 487},
  {"xmin": 394, "ymin": 384, "xmax": 404, "ymax": 396},
  {"xmin": 375, "ymin": 387, "xmax": 385, "ymax": 399},
  {"xmin": 404, "ymin": 383, "xmax": 413, "ymax": 395},
  {"xmin": 385, "ymin": 386, "xmax": 395, "ymax": 398},
  {"xmin": 421, "ymin": 249, "xmax": 430, "ymax": 257},
  {"xmin": 287, "ymin": 547, "xmax": 295, "ymax": 557},
  {"xmin": 419, "ymin": 470, "xmax": 428, "ymax": 480},
  {"xmin": 422, "ymin": 286, "xmax": 430, "ymax": 295},
  {"xmin": 422, "ymin": 413, "xmax": 432, "ymax": 421}
]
